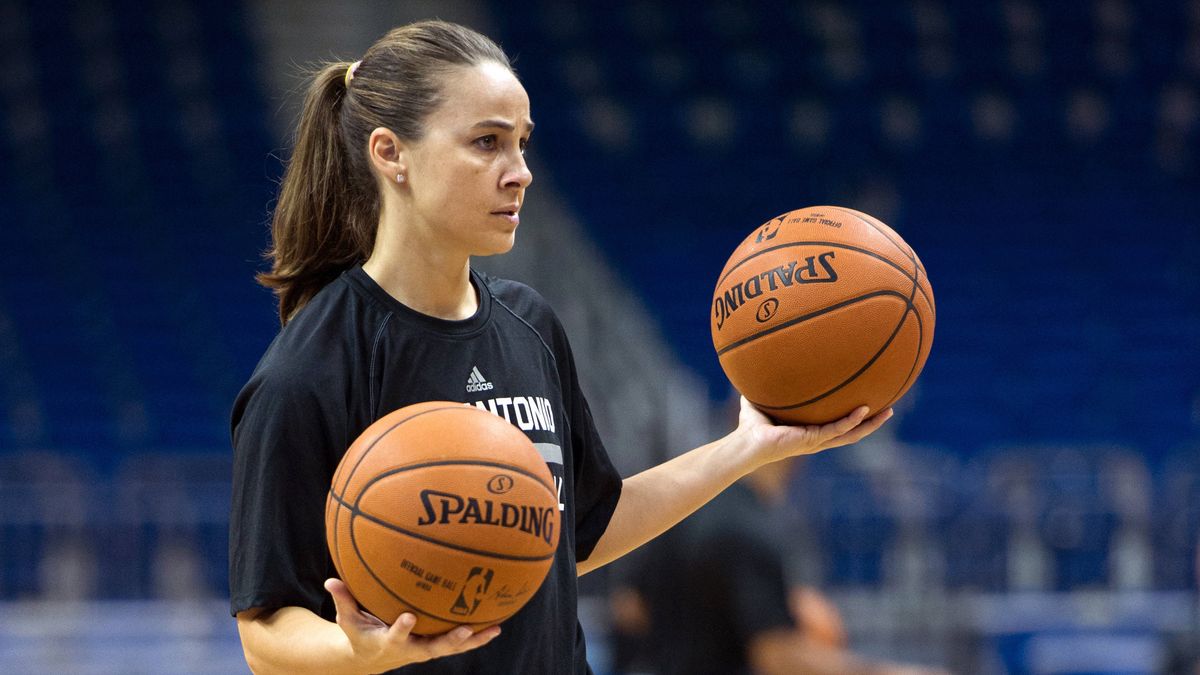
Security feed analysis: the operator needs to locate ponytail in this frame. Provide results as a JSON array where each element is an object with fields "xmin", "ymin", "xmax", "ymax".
[
  {"xmin": 257, "ymin": 63, "xmax": 376, "ymax": 324},
  {"xmin": 258, "ymin": 21, "xmax": 512, "ymax": 325}
]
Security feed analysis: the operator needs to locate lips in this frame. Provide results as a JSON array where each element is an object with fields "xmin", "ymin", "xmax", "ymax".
[{"xmin": 491, "ymin": 204, "xmax": 520, "ymax": 225}]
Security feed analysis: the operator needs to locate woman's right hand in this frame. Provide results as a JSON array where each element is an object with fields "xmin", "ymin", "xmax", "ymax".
[{"xmin": 325, "ymin": 578, "xmax": 501, "ymax": 671}]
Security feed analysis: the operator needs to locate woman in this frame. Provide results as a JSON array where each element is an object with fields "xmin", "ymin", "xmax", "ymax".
[{"xmin": 230, "ymin": 20, "xmax": 892, "ymax": 674}]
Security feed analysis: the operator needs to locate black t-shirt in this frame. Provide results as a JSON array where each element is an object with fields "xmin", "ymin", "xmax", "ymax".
[
  {"xmin": 229, "ymin": 265, "xmax": 623, "ymax": 674},
  {"xmin": 633, "ymin": 483, "xmax": 794, "ymax": 675}
]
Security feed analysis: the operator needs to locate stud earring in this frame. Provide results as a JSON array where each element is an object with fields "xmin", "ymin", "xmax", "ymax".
[{"xmin": 396, "ymin": 173, "xmax": 405, "ymax": 184}]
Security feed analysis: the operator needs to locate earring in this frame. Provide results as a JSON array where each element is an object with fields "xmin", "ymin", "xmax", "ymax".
[{"xmin": 396, "ymin": 173, "xmax": 405, "ymax": 184}]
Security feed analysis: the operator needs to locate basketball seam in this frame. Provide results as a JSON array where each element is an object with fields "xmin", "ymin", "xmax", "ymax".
[
  {"xmin": 714, "ymin": 241, "xmax": 933, "ymax": 310},
  {"xmin": 348, "ymin": 506, "xmax": 502, "ymax": 626},
  {"xmin": 828, "ymin": 206, "xmax": 916, "ymax": 266},
  {"xmin": 877, "ymin": 263, "xmax": 932, "ymax": 413},
  {"xmin": 717, "ymin": 240, "xmax": 907, "ymax": 287},
  {"xmin": 336, "ymin": 405, "xmax": 470, "ymax": 501},
  {"xmin": 332, "ymin": 489, "xmax": 556, "ymax": 562},
  {"xmin": 332, "ymin": 405, "xmax": 477, "ymax": 589},
  {"xmin": 751, "ymin": 229, "xmax": 927, "ymax": 413},
  {"xmin": 878, "ymin": 300, "xmax": 928, "ymax": 413},
  {"xmin": 716, "ymin": 290, "xmax": 911, "ymax": 357},
  {"xmin": 749, "ymin": 293, "xmax": 916, "ymax": 411},
  {"xmin": 349, "ymin": 458, "xmax": 557, "ymax": 501},
  {"xmin": 873, "ymin": 248, "xmax": 924, "ymax": 411},
  {"xmin": 330, "ymin": 497, "xmax": 345, "ymax": 581},
  {"xmin": 834, "ymin": 206, "xmax": 930, "ymax": 284}
]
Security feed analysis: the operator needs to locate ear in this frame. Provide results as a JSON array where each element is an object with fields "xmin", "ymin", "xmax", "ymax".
[{"xmin": 367, "ymin": 127, "xmax": 408, "ymax": 183}]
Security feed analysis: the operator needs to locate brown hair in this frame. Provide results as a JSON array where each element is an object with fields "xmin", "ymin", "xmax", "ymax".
[{"xmin": 258, "ymin": 21, "xmax": 513, "ymax": 324}]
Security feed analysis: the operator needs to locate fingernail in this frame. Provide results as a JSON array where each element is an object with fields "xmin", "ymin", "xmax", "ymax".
[
  {"xmin": 454, "ymin": 627, "xmax": 472, "ymax": 640},
  {"xmin": 399, "ymin": 614, "xmax": 416, "ymax": 627}
]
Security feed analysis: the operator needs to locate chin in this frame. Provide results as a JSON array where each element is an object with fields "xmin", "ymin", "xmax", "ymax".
[{"xmin": 474, "ymin": 234, "xmax": 517, "ymax": 258}]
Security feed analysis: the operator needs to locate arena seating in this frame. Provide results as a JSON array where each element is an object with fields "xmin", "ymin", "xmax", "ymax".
[{"xmin": 0, "ymin": 0, "xmax": 1197, "ymax": 631}]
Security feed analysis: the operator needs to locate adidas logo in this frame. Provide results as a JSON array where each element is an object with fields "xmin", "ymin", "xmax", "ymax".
[{"xmin": 465, "ymin": 366, "xmax": 494, "ymax": 393}]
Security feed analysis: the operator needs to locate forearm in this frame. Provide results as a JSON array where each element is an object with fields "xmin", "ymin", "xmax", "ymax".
[
  {"xmin": 752, "ymin": 630, "xmax": 885, "ymax": 675},
  {"xmin": 578, "ymin": 431, "xmax": 757, "ymax": 575},
  {"xmin": 237, "ymin": 607, "xmax": 361, "ymax": 675},
  {"xmin": 577, "ymin": 402, "xmax": 888, "ymax": 575}
]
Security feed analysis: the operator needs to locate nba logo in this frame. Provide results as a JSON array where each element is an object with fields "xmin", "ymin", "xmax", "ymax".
[{"xmin": 450, "ymin": 567, "xmax": 495, "ymax": 616}]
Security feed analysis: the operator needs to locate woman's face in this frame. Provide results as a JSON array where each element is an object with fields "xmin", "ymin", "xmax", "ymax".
[{"xmin": 403, "ymin": 61, "xmax": 534, "ymax": 257}]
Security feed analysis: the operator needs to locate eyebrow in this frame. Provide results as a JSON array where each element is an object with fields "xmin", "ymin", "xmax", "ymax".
[{"xmin": 472, "ymin": 119, "xmax": 535, "ymax": 133}]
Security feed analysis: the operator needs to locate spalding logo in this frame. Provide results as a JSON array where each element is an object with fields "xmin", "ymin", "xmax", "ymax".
[
  {"xmin": 756, "ymin": 298, "xmax": 779, "ymax": 322},
  {"xmin": 486, "ymin": 474, "xmax": 514, "ymax": 494},
  {"xmin": 415, "ymin": 489, "xmax": 556, "ymax": 545},
  {"xmin": 714, "ymin": 251, "xmax": 838, "ymax": 330}
]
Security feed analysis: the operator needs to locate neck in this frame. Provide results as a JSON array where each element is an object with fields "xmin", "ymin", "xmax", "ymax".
[{"xmin": 362, "ymin": 212, "xmax": 477, "ymax": 320}]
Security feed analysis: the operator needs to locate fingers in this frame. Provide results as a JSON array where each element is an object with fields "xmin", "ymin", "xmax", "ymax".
[
  {"xmin": 738, "ymin": 396, "xmax": 771, "ymax": 424},
  {"xmin": 325, "ymin": 578, "xmax": 358, "ymax": 618},
  {"xmin": 385, "ymin": 612, "xmax": 418, "ymax": 641},
  {"xmin": 451, "ymin": 625, "xmax": 502, "ymax": 652},
  {"xmin": 824, "ymin": 408, "xmax": 893, "ymax": 448},
  {"xmin": 818, "ymin": 405, "xmax": 870, "ymax": 440},
  {"xmin": 418, "ymin": 624, "xmax": 502, "ymax": 660},
  {"xmin": 325, "ymin": 578, "xmax": 384, "ymax": 631}
]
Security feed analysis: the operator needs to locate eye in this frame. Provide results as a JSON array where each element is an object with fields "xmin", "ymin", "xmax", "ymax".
[
  {"xmin": 519, "ymin": 137, "xmax": 530, "ymax": 155},
  {"xmin": 474, "ymin": 135, "xmax": 497, "ymax": 151}
]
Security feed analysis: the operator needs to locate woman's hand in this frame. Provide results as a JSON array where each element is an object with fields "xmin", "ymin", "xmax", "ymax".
[
  {"xmin": 325, "ymin": 578, "xmax": 500, "ymax": 672},
  {"xmin": 735, "ymin": 397, "xmax": 894, "ymax": 468}
]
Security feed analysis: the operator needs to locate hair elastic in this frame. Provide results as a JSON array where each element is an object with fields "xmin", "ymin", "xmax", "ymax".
[{"xmin": 344, "ymin": 60, "xmax": 362, "ymax": 88}]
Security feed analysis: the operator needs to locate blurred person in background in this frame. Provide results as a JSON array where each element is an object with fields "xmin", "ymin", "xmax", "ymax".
[
  {"xmin": 611, "ymin": 454, "xmax": 947, "ymax": 675},
  {"xmin": 228, "ymin": 20, "xmax": 893, "ymax": 675},
  {"xmin": 1159, "ymin": 540, "xmax": 1200, "ymax": 675}
]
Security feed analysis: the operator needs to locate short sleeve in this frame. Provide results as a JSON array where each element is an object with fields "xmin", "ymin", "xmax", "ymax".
[
  {"xmin": 228, "ymin": 367, "xmax": 343, "ymax": 618},
  {"xmin": 553, "ymin": 322, "xmax": 622, "ymax": 564},
  {"xmin": 569, "ymin": 386, "xmax": 623, "ymax": 563}
]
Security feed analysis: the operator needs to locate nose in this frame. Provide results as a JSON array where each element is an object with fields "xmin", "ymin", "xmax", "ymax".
[{"xmin": 502, "ymin": 151, "xmax": 533, "ymax": 190}]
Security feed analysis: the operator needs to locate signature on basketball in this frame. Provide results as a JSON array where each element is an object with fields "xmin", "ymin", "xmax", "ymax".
[{"xmin": 492, "ymin": 582, "xmax": 533, "ymax": 606}]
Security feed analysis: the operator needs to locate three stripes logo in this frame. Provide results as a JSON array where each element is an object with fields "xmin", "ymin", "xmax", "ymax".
[{"xmin": 465, "ymin": 366, "xmax": 494, "ymax": 393}]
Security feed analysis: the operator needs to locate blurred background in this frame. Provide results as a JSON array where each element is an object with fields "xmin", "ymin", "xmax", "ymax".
[{"xmin": 1, "ymin": 0, "xmax": 1198, "ymax": 672}]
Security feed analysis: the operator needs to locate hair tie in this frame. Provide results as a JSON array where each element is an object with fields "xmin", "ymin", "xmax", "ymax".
[{"xmin": 344, "ymin": 60, "xmax": 361, "ymax": 88}]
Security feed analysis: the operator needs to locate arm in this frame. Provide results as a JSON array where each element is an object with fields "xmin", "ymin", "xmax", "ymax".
[
  {"xmin": 751, "ymin": 630, "xmax": 950, "ymax": 675},
  {"xmin": 578, "ymin": 400, "xmax": 892, "ymax": 575},
  {"xmin": 236, "ymin": 579, "xmax": 499, "ymax": 674}
]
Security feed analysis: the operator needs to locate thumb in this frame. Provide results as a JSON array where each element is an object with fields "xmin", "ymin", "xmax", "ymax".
[
  {"xmin": 325, "ymin": 578, "xmax": 377, "ymax": 629},
  {"xmin": 738, "ymin": 396, "xmax": 771, "ymax": 425},
  {"xmin": 325, "ymin": 578, "xmax": 356, "ymax": 613}
]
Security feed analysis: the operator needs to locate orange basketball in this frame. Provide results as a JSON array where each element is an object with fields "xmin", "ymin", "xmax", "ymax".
[
  {"xmin": 711, "ymin": 205, "xmax": 935, "ymax": 425},
  {"xmin": 325, "ymin": 402, "xmax": 560, "ymax": 635}
]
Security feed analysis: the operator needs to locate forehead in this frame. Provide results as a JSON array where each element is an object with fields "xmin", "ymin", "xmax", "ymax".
[{"xmin": 431, "ymin": 61, "xmax": 532, "ymax": 130}]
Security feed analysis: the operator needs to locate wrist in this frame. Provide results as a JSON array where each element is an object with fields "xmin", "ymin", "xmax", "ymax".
[{"xmin": 723, "ymin": 425, "xmax": 774, "ymax": 475}]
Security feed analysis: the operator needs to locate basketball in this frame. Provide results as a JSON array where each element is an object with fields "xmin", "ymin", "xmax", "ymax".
[
  {"xmin": 325, "ymin": 402, "xmax": 560, "ymax": 635},
  {"xmin": 710, "ymin": 205, "xmax": 935, "ymax": 425}
]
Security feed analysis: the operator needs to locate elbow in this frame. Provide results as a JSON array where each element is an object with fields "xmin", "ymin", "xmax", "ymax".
[
  {"xmin": 238, "ymin": 637, "xmax": 265, "ymax": 675},
  {"xmin": 242, "ymin": 653, "xmax": 264, "ymax": 675},
  {"xmin": 236, "ymin": 610, "xmax": 271, "ymax": 675},
  {"xmin": 240, "ymin": 636, "xmax": 284, "ymax": 675}
]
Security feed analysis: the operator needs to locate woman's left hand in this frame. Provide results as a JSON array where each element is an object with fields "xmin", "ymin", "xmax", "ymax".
[{"xmin": 735, "ymin": 397, "xmax": 894, "ymax": 467}]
